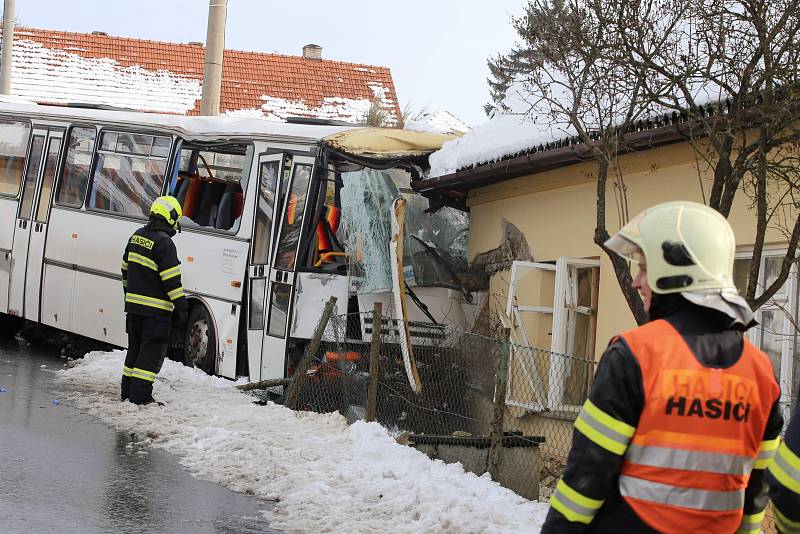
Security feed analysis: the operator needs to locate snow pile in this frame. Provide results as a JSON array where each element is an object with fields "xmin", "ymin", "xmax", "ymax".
[
  {"xmin": 405, "ymin": 110, "xmax": 469, "ymax": 136},
  {"xmin": 10, "ymin": 39, "xmax": 202, "ymax": 114},
  {"xmin": 57, "ymin": 351, "xmax": 548, "ymax": 533},
  {"xmin": 429, "ymin": 84, "xmax": 575, "ymax": 177}
]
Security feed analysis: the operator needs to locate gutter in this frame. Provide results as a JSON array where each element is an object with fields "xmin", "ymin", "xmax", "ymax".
[{"xmin": 413, "ymin": 121, "xmax": 694, "ymax": 209}]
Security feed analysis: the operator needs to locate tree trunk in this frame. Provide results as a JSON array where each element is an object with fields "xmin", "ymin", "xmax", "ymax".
[{"xmin": 593, "ymin": 160, "xmax": 648, "ymax": 325}]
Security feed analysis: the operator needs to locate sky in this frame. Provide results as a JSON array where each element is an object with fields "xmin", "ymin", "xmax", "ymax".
[{"xmin": 14, "ymin": 0, "xmax": 527, "ymax": 127}]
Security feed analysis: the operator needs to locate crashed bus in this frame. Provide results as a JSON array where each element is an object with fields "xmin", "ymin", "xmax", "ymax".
[{"xmin": 0, "ymin": 101, "xmax": 474, "ymax": 386}]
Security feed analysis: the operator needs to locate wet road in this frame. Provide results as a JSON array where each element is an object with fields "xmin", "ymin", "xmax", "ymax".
[{"xmin": 0, "ymin": 332, "xmax": 280, "ymax": 534}]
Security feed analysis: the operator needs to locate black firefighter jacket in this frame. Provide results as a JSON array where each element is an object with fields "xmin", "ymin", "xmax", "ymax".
[
  {"xmin": 121, "ymin": 218, "xmax": 188, "ymax": 318},
  {"xmin": 541, "ymin": 295, "xmax": 784, "ymax": 533}
]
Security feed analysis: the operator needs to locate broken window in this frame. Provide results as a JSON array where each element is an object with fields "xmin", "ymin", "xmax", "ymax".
[
  {"xmin": 169, "ymin": 142, "xmax": 253, "ymax": 232},
  {"xmin": 505, "ymin": 258, "xmax": 600, "ymax": 412},
  {"xmin": 339, "ymin": 166, "xmax": 469, "ymax": 294}
]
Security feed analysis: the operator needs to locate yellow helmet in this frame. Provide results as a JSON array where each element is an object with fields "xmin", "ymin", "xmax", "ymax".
[
  {"xmin": 150, "ymin": 196, "xmax": 183, "ymax": 228},
  {"xmin": 605, "ymin": 201, "xmax": 736, "ymax": 294}
]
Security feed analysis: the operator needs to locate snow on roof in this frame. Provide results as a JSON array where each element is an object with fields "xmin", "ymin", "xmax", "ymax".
[
  {"xmin": 405, "ymin": 110, "xmax": 469, "ymax": 136},
  {"xmin": 0, "ymin": 101, "xmax": 354, "ymax": 142},
  {"xmin": 429, "ymin": 81, "xmax": 730, "ymax": 179},
  {"xmin": 4, "ymin": 27, "xmax": 401, "ymax": 122},
  {"xmin": 58, "ymin": 351, "xmax": 549, "ymax": 533},
  {"xmin": 429, "ymin": 85, "xmax": 576, "ymax": 177}
]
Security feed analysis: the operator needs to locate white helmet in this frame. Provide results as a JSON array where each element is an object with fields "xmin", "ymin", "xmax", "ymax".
[{"xmin": 605, "ymin": 201, "xmax": 736, "ymax": 294}]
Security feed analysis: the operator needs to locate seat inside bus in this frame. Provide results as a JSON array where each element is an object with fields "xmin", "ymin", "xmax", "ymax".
[{"xmin": 171, "ymin": 143, "xmax": 248, "ymax": 231}]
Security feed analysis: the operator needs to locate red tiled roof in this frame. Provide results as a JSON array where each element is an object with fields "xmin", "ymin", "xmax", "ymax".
[{"xmin": 6, "ymin": 27, "xmax": 400, "ymax": 119}]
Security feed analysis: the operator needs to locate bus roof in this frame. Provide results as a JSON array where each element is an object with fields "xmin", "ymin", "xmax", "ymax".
[{"xmin": 0, "ymin": 101, "xmax": 355, "ymax": 142}]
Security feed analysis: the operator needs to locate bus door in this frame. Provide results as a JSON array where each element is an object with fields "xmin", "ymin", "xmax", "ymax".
[
  {"xmin": 260, "ymin": 154, "xmax": 316, "ymax": 379},
  {"xmin": 246, "ymin": 152, "xmax": 285, "ymax": 381},
  {"xmin": 8, "ymin": 128, "xmax": 64, "ymax": 319}
]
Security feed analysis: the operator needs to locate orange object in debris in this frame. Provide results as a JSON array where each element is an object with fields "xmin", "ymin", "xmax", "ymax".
[
  {"xmin": 286, "ymin": 193, "xmax": 298, "ymax": 225},
  {"xmin": 325, "ymin": 351, "xmax": 361, "ymax": 362}
]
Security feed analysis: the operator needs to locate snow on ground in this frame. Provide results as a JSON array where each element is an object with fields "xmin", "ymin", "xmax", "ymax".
[{"xmin": 57, "ymin": 351, "xmax": 548, "ymax": 533}]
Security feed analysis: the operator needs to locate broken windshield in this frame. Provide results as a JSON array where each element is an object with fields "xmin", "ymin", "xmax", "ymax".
[{"xmin": 339, "ymin": 167, "xmax": 469, "ymax": 294}]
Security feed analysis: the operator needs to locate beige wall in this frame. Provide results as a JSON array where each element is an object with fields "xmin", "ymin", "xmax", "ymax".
[{"xmin": 468, "ymin": 140, "xmax": 789, "ymax": 358}]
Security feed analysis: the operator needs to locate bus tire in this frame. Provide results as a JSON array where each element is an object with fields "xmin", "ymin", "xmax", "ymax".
[{"xmin": 183, "ymin": 304, "xmax": 216, "ymax": 374}]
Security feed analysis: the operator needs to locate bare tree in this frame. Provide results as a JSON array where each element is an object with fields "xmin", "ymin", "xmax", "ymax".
[
  {"xmin": 597, "ymin": 0, "xmax": 800, "ymax": 310},
  {"xmin": 489, "ymin": 0, "xmax": 800, "ymax": 319},
  {"xmin": 488, "ymin": 0, "xmax": 650, "ymax": 323}
]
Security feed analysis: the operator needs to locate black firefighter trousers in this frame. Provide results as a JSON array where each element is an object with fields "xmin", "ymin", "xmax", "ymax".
[{"xmin": 121, "ymin": 313, "xmax": 171, "ymax": 404}]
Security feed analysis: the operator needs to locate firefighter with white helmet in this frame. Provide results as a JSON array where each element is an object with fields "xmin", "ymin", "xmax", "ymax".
[
  {"xmin": 120, "ymin": 196, "xmax": 188, "ymax": 405},
  {"xmin": 543, "ymin": 201, "xmax": 783, "ymax": 533}
]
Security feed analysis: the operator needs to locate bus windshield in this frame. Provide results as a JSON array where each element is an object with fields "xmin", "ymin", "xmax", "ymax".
[{"xmin": 339, "ymin": 167, "xmax": 469, "ymax": 294}]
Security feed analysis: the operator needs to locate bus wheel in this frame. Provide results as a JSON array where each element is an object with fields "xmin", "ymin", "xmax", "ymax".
[{"xmin": 183, "ymin": 305, "xmax": 216, "ymax": 374}]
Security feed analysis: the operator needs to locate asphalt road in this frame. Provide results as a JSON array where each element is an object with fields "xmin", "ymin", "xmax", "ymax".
[{"xmin": 0, "ymin": 329, "xmax": 280, "ymax": 534}]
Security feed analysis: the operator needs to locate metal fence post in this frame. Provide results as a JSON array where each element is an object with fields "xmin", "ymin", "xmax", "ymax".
[
  {"xmin": 366, "ymin": 302, "xmax": 383, "ymax": 422},
  {"xmin": 487, "ymin": 328, "xmax": 511, "ymax": 479},
  {"xmin": 285, "ymin": 296, "xmax": 338, "ymax": 410}
]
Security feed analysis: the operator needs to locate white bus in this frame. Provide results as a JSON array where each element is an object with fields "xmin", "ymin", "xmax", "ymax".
[{"xmin": 0, "ymin": 102, "xmax": 474, "ymax": 383}]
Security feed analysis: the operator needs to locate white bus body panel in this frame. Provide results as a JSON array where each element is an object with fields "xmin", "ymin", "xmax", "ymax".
[
  {"xmin": 41, "ymin": 263, "xmax": 74, "ymax": 331},
  {"xmin": 290, "ymin": 272, "xmax": 348, "ymax": 339}
]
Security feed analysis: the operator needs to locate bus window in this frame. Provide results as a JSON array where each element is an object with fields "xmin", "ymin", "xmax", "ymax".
[
  {"xmin": 251, "ymin": 159, "xmax": 279, "ymax": 264},
  {"xmin": 87, "ymin": 131, "xmax": 170, "ymax": 218},
  {"xmin": 19, "ymin": 135, "xmax": 45, "ymax": 218},
  {"xmin": 274, "ymin": 163, "xmax": 312, "ymax": 270},
  {"xmin": 171, "ymin": 142, "xmax": 252, "ymax": 232},
  {"xmin": 55, "ymin": 126, "xmax": 96, "ymax": 207},
  {"xmin": 0, "ymin": 120, "xmax": 32, "ymax": 197},
  {"xmin": 34, "ymin": 138, "xmax": 63, "ymax": 222}
]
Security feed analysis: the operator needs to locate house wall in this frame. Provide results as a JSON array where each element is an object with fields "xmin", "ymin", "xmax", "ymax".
[
  {"xmin": 468, "ymin": 139, "xmax": 787, "ymax": 358},
  {"xmin": 465, "ymin": 139, "xmax": 792, "ymax": 458}
]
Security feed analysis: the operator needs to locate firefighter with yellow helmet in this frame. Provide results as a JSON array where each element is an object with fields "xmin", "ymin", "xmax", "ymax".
[
  {"xmin": 120, "ymin": 196, "xmax": 188, "ymax": 405},
  {"xmin": 543, "ymin": 201, "xmax": 783, "ymax": 533}
]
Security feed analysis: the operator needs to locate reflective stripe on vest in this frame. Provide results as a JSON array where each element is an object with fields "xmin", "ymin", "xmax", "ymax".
[
  {"xmin": 617, "ymin": 319, "xmax": 779, "ymax": 533},
  {"xmin": 160, "ymin": 265, "xmax": 181, "ymax": 281},
  {"xmin": 768, "ymin": 440, "xmax": 800, "ymax": 494},
  {"xmin": 619, "ymin": 475, "xmax": 744, "ymax": 511},
  {"xmin": 754, "ymin": 437, "xmax": 780, "ymax": 469},
  {"xmin": 625, "ymin": 443, "xmax": 753, "ymax": 475},
  {"xmin": 130, "ymin": 367, "xmax": 156, "ymax": 382},
  {"xmin": 128, "ymin": 252, "xmax": 158, "ymax": 271},
  {"xmin": 122, "ymin": 366, "xmax": 134, "ymax": 377},
  {"xmin": 549, "ymin": 479, "xmax": 604, "ymax": 525},
  {"xmin": 735, "ymin": 510, "xmax": 766, "ymax": 534},
  {"xmin": 574, "ymin": 399, "xmax": 635, "ymax": 455},
  {"xmin": 125, "ymin": 292, "xmax": 174, "ymax": 312},
  {"xmin": 774, "ymin": 505, "xmax": 800, "ymax": 534}
]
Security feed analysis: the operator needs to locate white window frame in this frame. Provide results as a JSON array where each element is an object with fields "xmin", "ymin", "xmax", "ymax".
[
  {"xmin": 505, "ymin": 257, "xmax": 600, "ymax": 413},
  {"xmin": 735, "ymin": 247, "xmax": 799, "ymax": 420}
]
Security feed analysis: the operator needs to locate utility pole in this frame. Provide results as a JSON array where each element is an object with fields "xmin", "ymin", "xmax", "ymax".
[
  {"xmin": 0, "ymin": 0, "xmax": 15, "ymax": 95},
  {"xmin": 200, "ymin": 0, "xmax": 227, "ymax": 116}
]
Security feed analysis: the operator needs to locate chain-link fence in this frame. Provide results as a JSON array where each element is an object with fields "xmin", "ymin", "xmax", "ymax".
[{"xmin": 270, "ymin": 307, "xmax": 597, "ymax": 502}]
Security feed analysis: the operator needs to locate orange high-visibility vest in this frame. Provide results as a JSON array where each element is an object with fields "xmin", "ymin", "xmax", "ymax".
[{"xmin": 618, "ymin": 319, "xmax": 779, "ymax": 534}]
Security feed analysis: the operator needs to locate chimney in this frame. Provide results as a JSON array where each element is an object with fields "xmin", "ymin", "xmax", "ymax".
[{"xmin": 302, "ymin": 44, "xmax": 322, "ymax": 60}]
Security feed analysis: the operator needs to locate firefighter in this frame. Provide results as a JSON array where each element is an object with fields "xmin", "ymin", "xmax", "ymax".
[
  {"xmin": 120, "ymin": 196, "xmax": 188, "ymax": 405},
  {"xmin": 767, "ymin": 403, "xmax": 800, "ymax": 533},
  {"xmin": 542, "ymin": 201, "xmax": 783, "ymax": 533}
]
